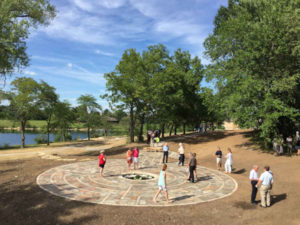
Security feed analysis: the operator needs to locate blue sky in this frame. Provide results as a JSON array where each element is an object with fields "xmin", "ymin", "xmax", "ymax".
[{"xmin": 4, "ymin": 0, "xmax": 227, "ymax": 108}]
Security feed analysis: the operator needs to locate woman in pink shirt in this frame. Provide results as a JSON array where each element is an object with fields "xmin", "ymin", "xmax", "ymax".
[{"xmin": 132, "ymin": 147, "xmax": 140, "ymax": 170}]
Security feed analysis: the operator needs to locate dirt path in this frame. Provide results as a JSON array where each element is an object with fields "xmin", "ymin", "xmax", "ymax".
[{"xmin": 0, "ymin": 131, "xmax": 299, "ymax": 225}]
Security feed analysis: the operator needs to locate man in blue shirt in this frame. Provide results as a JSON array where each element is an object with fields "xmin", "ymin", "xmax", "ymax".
[
  {"xmin": 215, "ymin": 147, "xmax": 222, "ymax": 170},
  {"xmin": 163, "ymin": 143, "xmax": 169, "ymax": 163}
]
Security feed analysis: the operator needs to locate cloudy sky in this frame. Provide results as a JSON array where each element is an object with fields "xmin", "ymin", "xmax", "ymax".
[{"xmin": 6, "ymin": 0, "xmax": 227, "ymax": 108}]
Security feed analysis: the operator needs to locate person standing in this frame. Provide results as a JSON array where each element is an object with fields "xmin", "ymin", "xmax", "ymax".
[
  {"xmin": 188, "ymin": 153, "xmax": 197, "ymax": 183},
  {"xmin": 132, "ymin": 147, "xmax": 140, "ymax": 170},
  {"xmin": 153, "ymin": 164, "xmax": 172, "ymax": 203},
  {"xmin": 256, "ymin": 166, "xmax": 274, "ymax": 208},
  {"xmin": 162, "ymin": 143, "xmax": 169, "ymax": 163},
  {"xmin": 215, "ymin": 146, "xmax": 223, "ymax": 170},
  {"xmin": 224, "ymin": 148, "xmax": 233, "ymax": 173},
  {"xmin": 249, "ymin": 165, "xmax": 259, "ymax": 204},
  {"xmin": 126, "ymin": 149, "xmax": 133, "ymax": 171},
  {"xmin": 178, "ymin": 143, "xmax": 185, "ymax": 166},
  {"xmin": 286, "ymin": 136, "xmax": 293, "ymax": 155},
  {"xmin": 295, "ymin": 131, "xmax": 300, "ymax": 155},
  {"xmin": 98, "ymin": 150, "xmax": 106, "ymax": 177}
]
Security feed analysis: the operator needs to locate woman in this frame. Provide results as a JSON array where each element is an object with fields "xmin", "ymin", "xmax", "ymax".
[
  {"xmin": 132, "ymin": 147, "xmax": 140, "ymax": 170},
  {"xmin": 178, "ymin": 143, "xmax": 185, "ymax": 166},
  {"xmin": 98, "ymin": 150, "xmax": 106, "ymax": 177},
  {"xmin": 153, "ymin": 164, "xmax": 172, "ymax": 203},
  {"xmin": 126, "ymin": 149, "xmax": 133, "ymax": 171},
  {"xmin": 225, "ymin": 148, "xmax": 233, "ymax": 173}
]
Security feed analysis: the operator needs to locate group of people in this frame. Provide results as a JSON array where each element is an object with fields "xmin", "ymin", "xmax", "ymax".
[
  {"xmin": 98, "ymin": 142, "xmax": 276, "ymax": 207},
  {"xmin": 249, "ymin": 165, "xmax": 274, "ymax": 207},
  {"xmin": 215, "ymin": 146, "xmax": 233, "ymax": 173},
  {"xmin": 273, "ymin": 131, "xmax": 300, "ymax": 155}
]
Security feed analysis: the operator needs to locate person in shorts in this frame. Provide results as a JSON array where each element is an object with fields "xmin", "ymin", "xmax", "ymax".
[
  {"xmin": 127, "ymin": 149, "xmax": 133, "ymax": 171},
  {"xmin": 153, "ymin": 164, "xmax": 172, "ymax": 203},
  {"xmin": 98, "ymin": 150, "xmax": 106, "ymax": 177},
  {"xmin": 132, "ymin": 147, "xmax": 140, "ymax": 170},
  {"xmin": 215, "ymin": 146, "xmax": 223, "ymax": 170}
]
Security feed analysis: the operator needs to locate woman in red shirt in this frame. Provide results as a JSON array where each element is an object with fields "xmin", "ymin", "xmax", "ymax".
[{"xmin": 98, "ymin": 150, "xmax": 106, "ymax": 177}]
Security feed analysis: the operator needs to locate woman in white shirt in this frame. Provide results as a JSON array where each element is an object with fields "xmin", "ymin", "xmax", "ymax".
[{"xmin": 225, "ymin": 148, "xmax": 233, "ymax": 173}]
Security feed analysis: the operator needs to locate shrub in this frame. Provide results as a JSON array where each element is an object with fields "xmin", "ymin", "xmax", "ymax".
[{"xmin": 35, "ymin": 135, "xmax": 48, "ymax": 144}]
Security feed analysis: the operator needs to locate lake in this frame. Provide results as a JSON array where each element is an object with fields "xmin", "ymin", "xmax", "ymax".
[{"xmin": 0, "ymin": 130, "xmax": 88, "ymax": 147}]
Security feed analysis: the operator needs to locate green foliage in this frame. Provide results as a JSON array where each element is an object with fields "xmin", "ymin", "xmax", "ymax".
[
  {"xmin": 204, "ymin": 0, "xmax": 300, "ymax": 142},
  {"xmin": 0, "ymin": 0, "xmax": 56, "ymax": 78},
  {"xmin": 34, "ymin": 135, "xmax": 47, "ymax": 144}
]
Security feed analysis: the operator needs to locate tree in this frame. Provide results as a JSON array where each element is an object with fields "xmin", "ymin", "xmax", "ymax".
[
  {"xmin": 0, "ymin": 0, "xmax": 56, "ymax": 79},
  {"xmin": 77, "ymin": 95, "xmax": 102, "ymax": 141},
  {"xmin": 9, "ymin": 77, "xmax": 40, "ymax": 148},
  {"xmin": 204, "ymin": 0, "xmax": 300, "ymax": 143},
  {"xmin": 38, "ymin": 81, "xmax": 58, "ymax": 145},
  {"xmin": 51, "ymin": 101, "xmax": 75, "ymax": 142},
  {"xmin": 103, "ymin": 49, "xmax": 144, "ymax": 142}
]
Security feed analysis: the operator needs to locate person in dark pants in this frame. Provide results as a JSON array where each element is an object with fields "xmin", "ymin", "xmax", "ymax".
[
  {"xmin": 249, "ymin": 165, "xmax": 259, "ymax": 204},
  {"xmin": 162, "ymin": 143, "xmax": 169, "ymax": 163},
  {"xmin": 178, "ymin": 143, "xmax": 185, "ymax": 166},
  {"xmin": 188, "ymin": 153, "xmax": 197, "ymax": 183}
]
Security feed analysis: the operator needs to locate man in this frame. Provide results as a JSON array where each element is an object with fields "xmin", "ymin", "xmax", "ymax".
[
  {"xmin": 162, "ymin": 143, "xmax": 169, "ymax": 163},
  {"xmin": 215, "ymin": 146, "xmax": 222, "ymax": 170},
  {"xmin": 249, "ymin": 165, "xmax": 259, "ymax": 204},
  {"xmin": 256, "ymin": 166, "xmax": 274, "ymax": 207}
]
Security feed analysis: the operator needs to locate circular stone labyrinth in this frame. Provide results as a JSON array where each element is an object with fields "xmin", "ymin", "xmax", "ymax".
[{"xmin": 37, "ymin": 151, "xmax": 237, "ymax": 207}]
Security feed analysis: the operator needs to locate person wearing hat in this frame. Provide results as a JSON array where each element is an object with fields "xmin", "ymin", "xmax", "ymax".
[{"xmin": 98, "ymin": 150, "xmax": 106, "ymax": 177}]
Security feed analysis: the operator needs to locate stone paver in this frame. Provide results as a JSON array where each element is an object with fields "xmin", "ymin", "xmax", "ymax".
[{"xmin": 37, "ymin": 151, "xmax": 238, "ymax": 206}]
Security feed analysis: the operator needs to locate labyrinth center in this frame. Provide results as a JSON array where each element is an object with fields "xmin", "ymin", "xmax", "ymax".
[{"xmin": 37, "ymin": 151, "xmax": 238, "ymax": 206}]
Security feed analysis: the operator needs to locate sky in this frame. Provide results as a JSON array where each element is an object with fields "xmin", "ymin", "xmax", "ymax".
[{"xmin": 4, "ymin": 0, "xmax": 227, "ymax": 108}]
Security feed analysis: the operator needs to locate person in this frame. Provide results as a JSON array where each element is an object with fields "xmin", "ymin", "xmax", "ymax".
[
  {"xmin": 150, "ymin": 133, "xmax": 155, "ymax": 147},
  {"xmin": 188, "ymin": 153, "xmax": 197, "ymax": 183},
  {"xmin": 154, "ymin": 136, "xmax": 160, "ymax": 147},
  {"xmin": 147, "ymin": 130, "xmax": 152, "ymax": 144},
  {"xmin": 98, "ymin": 150, "xmax": 106, "ymax": 177},
  {"xmin": 178, "ymin": 143, "xmax": 185, "ymax": 166},
  {"xmin": 278, "ymin": 135, "xmax": 284, "ymax": 155},
  {"xmin": 286, "ymin": 136, "xmax": 293, "ymax": 155},
  {"xmin": 132, "ymin": 147, "xmax": 140, "ymax": 170},
  {"xmin": 295, "ymin": 131, "xmax": 300, "ymax": 155},
  {"xmin": 215, "ymin": 146, "xmax": 223, "ymax": 170},
  {"xmin": 249, "ymin": 165, "xmax": 259, "ymax": 204},
  {"xmin": 256, "ymin": 165, "xmax": 274, "ymax": 208},
  {"xmin": 153, "ymin": 164, "xmax": 172, "ymax": 203},
  {"xmin": 224, "ymin": 148, "xmax": 233, "ymax": 173},
  {"xmin": 126, "ymin": 149, "xmax": 133, "ymax": 171},
  {"xmin": 162, "ymin": 143, "xmax": 169, "ymax": 163}
]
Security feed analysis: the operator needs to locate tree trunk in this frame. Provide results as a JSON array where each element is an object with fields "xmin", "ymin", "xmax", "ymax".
[
  {"xmin": 47, "ymin": 121, "xmax": 50, "ymax": 146},
  {"xmin": 88, "ymin": 126, "xmax": 90, "ymax": 141},
  {"xmin": 129, "ymin": 104, "xmax": 135, "ymax": 142},
  {"xmin": 138, "ymin": 113, "xmax": 145, "ymax": 142},
  {"xmin": 21, "ymin": 120, "xmax": 26, "ymax": 148},
  {"xmin": 174, "ymin": 124, "xmax": 177, "ymax": 135},
  {"xmin": 169, "ymin": 124, "xmax": 173, "ymax": 136},
  {"xmin": 183, "ymin": 123, "xmax": 186, "ymax": 135},
  {"xmin": 161, "ymin": 124, "xmax": 165, "ymax": 138}
]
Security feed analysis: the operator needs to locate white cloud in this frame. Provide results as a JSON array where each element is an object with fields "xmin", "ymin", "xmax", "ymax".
[
  {"xmin": 67, "ymin": 63, "xmax": 73, "ymax": 68},
  {"xmin": 95, "ymin": 49, "xmax": 115, "ymax": 56},
  {"xmin": 24, "ymin": 71, "xmax": 37, "ymax": 76}
]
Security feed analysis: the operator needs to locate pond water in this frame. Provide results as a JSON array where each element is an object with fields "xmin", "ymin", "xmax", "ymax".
[{"xmin": 0, "ymin": 130, "xmax": 88, "ymax": 147}]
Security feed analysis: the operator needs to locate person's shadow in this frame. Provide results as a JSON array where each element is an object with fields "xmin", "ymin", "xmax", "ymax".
[{"xmin": 271, "ymin": 193, "xmax": 287, "ymax": 205}]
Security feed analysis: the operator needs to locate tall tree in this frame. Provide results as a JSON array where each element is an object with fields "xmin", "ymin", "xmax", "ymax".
[
  {"xmin": 103, "ymin": 49, "xmax": 144, "ymax": 142},
  {"xmin": 38, "ymin": 81, "xmax": 58, "ymax": 145},
  {"xmin": 0, "ymin": 0, "xmax": 56, "ymax": 79},
  {"xmin": 9, "ymin": 77, "xmax": 40, "ymax": 148},
  {"xmin": 204, "ymin": 0, "xmax": 300, "ymax": 143},
  {"xmin": 77, "ymin": 95, "xmax": 102, "ymax": 141}
]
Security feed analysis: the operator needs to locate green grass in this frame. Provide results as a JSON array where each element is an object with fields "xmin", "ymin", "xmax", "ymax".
[{"xmin": 0, "ymin": 120, "xmax": 47, "ymax": 129}]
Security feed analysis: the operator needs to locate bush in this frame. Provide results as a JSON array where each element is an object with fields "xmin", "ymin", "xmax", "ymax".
[
  {"xmin": 54, "ymin": 133, "xmax": 72, "ymax": 142},
  {"xmin": 35, "ymin": 135, "xmax": 48, "ymax": 144}
]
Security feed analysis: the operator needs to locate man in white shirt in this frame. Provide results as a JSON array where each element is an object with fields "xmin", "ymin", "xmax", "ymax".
[
  {"xmin": 256, "ymin": 166, "xmax": 274, "ymax": 207},
  {"xmin": 249, "ymin": 165, "xmax": 259, "ymax": 204}
]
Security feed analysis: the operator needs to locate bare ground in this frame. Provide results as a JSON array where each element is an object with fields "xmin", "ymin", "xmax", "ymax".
[{"xmin": 0, "ymin": 130, "xmax": 299, "ymax": 225}]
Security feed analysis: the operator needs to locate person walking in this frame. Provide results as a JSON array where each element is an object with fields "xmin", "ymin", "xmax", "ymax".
[
  {"xmin": 215, "ymin": 146, "xmax": 223, "ymax": 170},
  {"xmin": 132, "ymin": 147, "xmax": 140, "ymax": 170},
  {"xmin": 178, "ymin": 143, "xmax": 185, "ymax": 166},
  {"xmin": 98, "ymin": 150, "xmax": 106, "ymax": 177},
  {"xmin": 126, "ymin": 149, "xmax": 133, "ymax": 171},
  {"xmin": 295, "ymin": 131, "xmax": 300, "ymax": 155},
  {"xmin": 188, "ymin": 153, "xmax": 197, "ymax": 183},
  {"xmin": 153, "ymin": 164, "xmax": 172, "ymax": 203},
  {"xmin": 224, "ymin": 148, "xmax": 233, "ymax": 173},
  {"xmin": 162, "ymin": 143, "xmax": 169, "ymax": 163},
  {"xmin": 256, "ymin": 166, "xmax": 274, "ymax": 208},
  {"xmin": 249, "ymin": 165, "xmax": 259, "ymax": 204}
]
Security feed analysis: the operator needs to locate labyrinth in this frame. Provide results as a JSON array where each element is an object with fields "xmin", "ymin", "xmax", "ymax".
[{"xmin": 37, "ymin": 151, "xmax": 238, "ymax": 207}]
